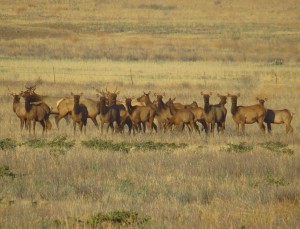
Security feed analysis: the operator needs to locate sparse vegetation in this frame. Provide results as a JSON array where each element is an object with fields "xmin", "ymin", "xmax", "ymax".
[
  {"xmin": 0, "ymin": 138, "xmax": 16, "ymax": 150},
  {"xmin": 224, "ymin": 142, "xmax": 253, "ymax": 153},
  {"xmin": 86, "ymin": 210, "xmax": 150, "ymax": 228},
  {"xmin": 259, "ymin": 141, "xmax": 294, "ymax": 155},
  {"xmin": 82, "ymin": 139, "xmax": 187, "ymax": 153}
]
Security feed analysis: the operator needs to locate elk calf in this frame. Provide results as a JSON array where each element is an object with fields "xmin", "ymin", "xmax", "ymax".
[
  {"xmin": 228, "ymin": 94, "xmax": 266, "ymax": 134},
  {"xmin": 258, "ymin": 98, "xmax": 293, "ymax": 134},
  {"xmin": 71, "ymin": 93, "xmax": 88, "ymax": 135}
]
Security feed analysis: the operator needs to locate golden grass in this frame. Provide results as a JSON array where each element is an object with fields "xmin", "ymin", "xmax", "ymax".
[
  {"xmin": 1, "ymin": 0, "xmax": 300, "ymax": 61},
  {"xmin": 1, "ymin": 59, "xmax": 300, "ymax": 228}
]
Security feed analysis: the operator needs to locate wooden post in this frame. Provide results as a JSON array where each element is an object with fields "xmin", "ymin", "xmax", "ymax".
[
  {"xmin": 53, "ymin": 66, "xmax": 56, "ymax": 83},
  {"xmin": 130, "ymin": 69, "xmax": 133, "ymax": 86}
]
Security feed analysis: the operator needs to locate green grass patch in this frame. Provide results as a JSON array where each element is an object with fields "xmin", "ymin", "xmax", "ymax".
[
  {"xmin": 259, "ymin": 141, "xmax": 294, "ymax": 155},
  {"xmin": 22, "ymin": 136, "xmax": 74, "ymax": 149},
  {"xmin": 82, "ymin": 139, "xmax": 187, "ymax": 153},
  {"xmin": 0, "ymin": 138, "xmax": 16, "ymax": 150},
  {"xmin": 87, "ymin": 210, "xmax": 150, "ymax": 228},
  {"xmin": 265, "ymin": 173, "xmax": 289, "ymax": 187},
  {"xmin": 223, "ymin": 142, "xmax": 253, "ymax": 153}
]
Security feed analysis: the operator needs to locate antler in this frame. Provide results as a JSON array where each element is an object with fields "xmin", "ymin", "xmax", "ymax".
[{"xmin": 24, "ymin": 81, "xmax": 36, "ymax": 91}]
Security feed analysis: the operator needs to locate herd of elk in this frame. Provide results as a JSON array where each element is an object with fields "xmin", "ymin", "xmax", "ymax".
[{"xmin": 9, "ymin": 85, "xmax": 294, "ymax": 136}]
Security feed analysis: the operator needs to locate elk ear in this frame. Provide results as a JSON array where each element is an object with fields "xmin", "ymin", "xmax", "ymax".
[
  {"xmin": 173, "ymin": 97, "xmax": 176, "ymax": 101},
  {"xmin": 70, "ymin": 92, "xmax": 74, "ymax": 96},
  {"xmin": 256, "ymin": 97, "xmax": 259, "ymax": 100},
  {"xmin": 80, "ymin": 93, "xmax": 84, "ymax": 96},
  {"xmin": 209, "ymin": 92, "xmax": 213, "ymax": 96},
  {"xmin": 237, "ymin": 93, "xmax": 240, "ymax": 97},
  {"xmin": 265, "ymin": 98, "xmax": 268, "ymax": 101},
  {"xmin": 201, "ymin": 92, "xmax": 204, "ymax": 95},
  {"xmin": 227, "ymin": 93, "xmax": 231, "ymax": 97},
  {"xmin": 96, "ymin": 93, "xmax": 100, "ymax": 98},
  {"xmin": 217, "ymin": 93, "xmax": 220, "ymax": 97}
]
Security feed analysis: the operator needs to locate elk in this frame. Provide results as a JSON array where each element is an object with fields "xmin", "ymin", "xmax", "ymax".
[
  {"xmin": 212, "ymin": 94, "xmax": 227, "ymax": 134},
  {"xmin": 23, "ymin": 83, "xmax": 70, "ymax": 127},
  {"xmin": 201, "ymin": 92, "xmax": 217, "ymax": 135},
  {"xmin": 97, "ymin": 94, "xmax": 121, "ymax": 134},
  {"xmin": 165, "ymin": 98, "xmax": 200, "ymax": 133},
  {"xmin": 97, "ymin": 88, "xmax": 132, "ymax": 134},
  {"xmin": 155, "ymin": 94, "xmax": 173, "ymax": 131},
  {"xmin": 228, "ymin": 93, "xmax": 266, "ymax": 134},
  {"xmin": 125, "ymin": 97, "xmax": 157, "ymax": 134},
  {"xmin": 71, "ymin": 93, "xmax": 88, "ymax": 135},
  {"xmin": 56, "ymin": 96, "xmax": 99, "ymax": 129},
  {"xmin": 10, "ymin": 92, "xmax": 27, "ymax": 130},
  {"xmin": 257, "ymin": 98, "xmax": 293, "ymax": 134},
  {"xmin": 21, "ymin": 91, "xmax": 52, "ymax": 137}
]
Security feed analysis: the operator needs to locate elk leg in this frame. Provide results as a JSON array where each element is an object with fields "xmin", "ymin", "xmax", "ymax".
[
  {"xmin": 91, "ymin": 117, "xmax": 99, "ymax": 129},
  {"xmin": 40, "ymin": 120, "xmax": 45, "ymax": 136},
  {"xmin": 267, "ymin": 122, "xmax": 272, "ymax": 133},
  {"xmin": 33, "ymin": 120, "xmax": 36, "ymax": 137},
  {"xmin": 100, "ymin": 122, "xmax": 104, "ymax": 134},
  {"xmin": 55, "ymin": 114, "xmax": 68, "ymax": 129},
  {"xmin": 194, "ymin": 122, "xmax": 200, "ymax": 134},
  {"xmin": 79, "ymin": 122, "xmax": 83, "ymax": 133},
  {"xmin": 20, "ymin": 119, "xmax": 24, "ymax": 131},
  {"xmin": 73, "ymin": 121, "xmax": 76, "ymax": 135},
  {"xmin": 258, "ymin": 119, "xmax": 265, "ymax": 133},
  {"xmin": 241, "ymin": 123, "xmax": 245, "ymax": 134}
]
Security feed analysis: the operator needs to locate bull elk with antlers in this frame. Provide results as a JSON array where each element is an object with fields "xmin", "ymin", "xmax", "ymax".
[
  {"xmin": 257, "ymin": 98, "xmax": 293, "ymax": 134},
  {"xmin": 228, "ymin": 93, "xmax": 266, "ymax": 134},
  {"xmin": 20, "ymin": 91, "xmax": 52, "ymax": 137},
  {"xmin": 97, "ymin": 94, "xmax": 121, "ymax": 134}
]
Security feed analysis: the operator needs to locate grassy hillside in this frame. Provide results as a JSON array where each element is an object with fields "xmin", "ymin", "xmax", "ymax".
[{"xmin": 1, "ymin": 0, "xmax": 300, "ymax": 61}]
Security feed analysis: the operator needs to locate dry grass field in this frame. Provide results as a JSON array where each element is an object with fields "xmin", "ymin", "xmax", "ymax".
[{"xmin": 1, "ymin": 0, "xmax": 300, "ymax": 228}]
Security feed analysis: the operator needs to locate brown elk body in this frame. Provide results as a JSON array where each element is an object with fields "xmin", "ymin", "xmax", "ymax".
[
  {"xmin": 71, "ymin": 93, "xmax": 88, "ymax": 135},
  {"xmin": 165, "ymin": 98, "xmax": 200, "ymax": 133},
  {"xmin": 22, "ymin": 86, "xmax": 70, "ymax": 127},
  {"xmin": 125, "ymin": 98, "xmax": 157, "ymax": 134},
  {"xmin": 21, "ymin": 93, "xmax": 52, "ymax": 136},
  {"xmin": 201, "ymin": 92, "xmax": 217, "ymax": 135},
  {"xmin": 212, "ymin": 94, "xmax": 227, "ymax": 134},
  {"xmin": 228, "ymin": 94, "xmax": 266, "ymax": 134},
  {"xmin": 56, "ymin": 97, "xmax": 99, "ymax": 129},
  {"xmin": 258, "ymin": 99, "xmax": 293, "ymax": 134},
  {"xmin": 155, "ymin": 95, "xmax": 173, "ymax": 131},
  {"xmin": 11, "ymin": 93, "xmax": 27, "ymax": 130},
  {"xmin": 98, "ymin": 95, "xmax": 121, "ymax": 134}
]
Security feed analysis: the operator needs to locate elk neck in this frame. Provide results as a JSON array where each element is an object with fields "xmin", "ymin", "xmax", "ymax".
[
  {"xmin": 73, "ymin": 101, "xmax": 81, "ymax": 115},
  {"xmin": 204, "ymin": 100, "xmax": 211, "ymax": 114},
  {"xmin": 24, "ymin": 98, "xmax": 32, "ymax": 112},
  {"xmin": 100, "ymin": 100, "xmax": 109, "ymax": 115},
  {"xmin": 231, "ymin": 101, "xmax": 238, "ymax": 115}
]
